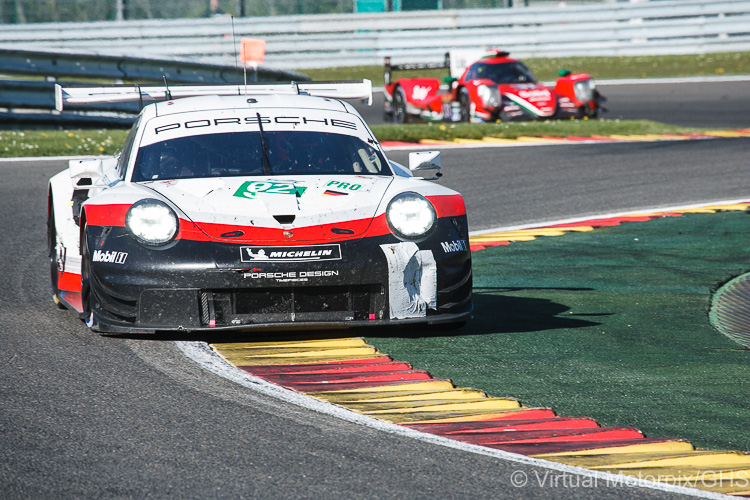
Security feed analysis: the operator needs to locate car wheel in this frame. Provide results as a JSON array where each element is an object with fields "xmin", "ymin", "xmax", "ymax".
[
  {"xmin": 47, "ymin": 199, "xmax": 65, "ymax": 309},
  {"xmin": 458, "ymin": 88, "xmax": 471, "ymax": 122},
  {"xmin": 576, "ymin": 104, "xmax": 598, "ymax": 119},
  {"xmin": 498, "ymin": 108, "xmax": 513, "ymax": 122},
  {"xmin": 393, "ymin": 87, "xmax": 408, "ymax": 124},
  {"xmin": 79, "ymin": 226, "xmax": 97, "ymax": 329}
]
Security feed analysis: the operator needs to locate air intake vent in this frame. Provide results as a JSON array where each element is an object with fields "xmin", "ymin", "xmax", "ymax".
[{"xmin": 274, "ymin": 215, "xmax": 295, "ymax": 224}]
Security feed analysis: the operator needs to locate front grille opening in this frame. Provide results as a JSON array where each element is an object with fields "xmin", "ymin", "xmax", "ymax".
[
  {"xmin": 236, "ymin": 290, "xmax": 293, "ymax": 315},
  {"xmin": 201, "ymin": 285, "xmax": 383, "ymax": 327},
  {"xmin": 273, "ymin": 215, "xmax": 295, "ymax": 224},
  {"xmin": 293, "ymin": 287, "xmax": 350, "ymax": 313},
  {"xmin": 91, "ymin": 273, "xmax": 137, "ymax": 324}
]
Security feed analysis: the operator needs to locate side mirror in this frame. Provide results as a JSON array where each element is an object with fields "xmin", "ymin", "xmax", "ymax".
[
  {"xmin": 68, "ymin": 158, "xmax": 117, "ymax": 188},
  {"xmin": 408, "ymin": 151, "xmax": 442, "ymax": 180},
  {"xmin": 69, "ymin": 158, "xmax": 103, "ymax": 181}
]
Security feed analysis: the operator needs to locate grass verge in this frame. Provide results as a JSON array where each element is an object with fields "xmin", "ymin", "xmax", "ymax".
[
  {"xmin": 370, "ymin": 119, "xmax": 706, "ymax": 143},
  {"xmin": 0, "ymin": 129, "xmax": 126, "ymax": 157}
]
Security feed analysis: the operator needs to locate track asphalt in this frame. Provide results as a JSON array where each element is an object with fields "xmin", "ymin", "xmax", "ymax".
[
  {"xmin": 209, "ymin": 201, "xmax": 750, "ymax": 497},
  {"xmin": 10, "ymin": 133, "xmax": 749, "ymax": 497}
]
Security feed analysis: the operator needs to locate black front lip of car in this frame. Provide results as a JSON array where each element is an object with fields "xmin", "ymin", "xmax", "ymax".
[
  {"xmin": 85, "ymin": 217, "xmax": 472, "ymax": 333},
  {"xmin": 90, "ymin": 311, "xmax": 474, "ymax": 334}
]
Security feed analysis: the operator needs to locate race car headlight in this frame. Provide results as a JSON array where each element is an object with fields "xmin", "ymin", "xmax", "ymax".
[
  {"xmin": 125, "ymin": 199, "xmax": 179, "ymax": 246},
  {"xmin": 574, "ymin": 79, "xmax": 595, "ymax": 102},
  {"xmin": 477, "ymin": 85, "xmax": 500, "ymax": 108},
  {"xmin": 386, "ymin": 192, "xmax": 437, "ymax": 240}
]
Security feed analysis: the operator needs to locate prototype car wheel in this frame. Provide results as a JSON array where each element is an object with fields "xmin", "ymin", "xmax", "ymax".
[
  {"xmin": 458, "ymin": 88, "xmax": 471, "ymax": 122},
  {"xmin": 393, "ymin": 87, "xmax": 408, "ymax": 124},
  {"xmin": 579, "ymin": 104, "xmax": 598, "ymax": 119}
]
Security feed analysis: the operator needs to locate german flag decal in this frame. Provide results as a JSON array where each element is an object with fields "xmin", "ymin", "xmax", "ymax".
[{"xmin": 323, "ymin": 190, "xmax": 348, "ymax": 196}]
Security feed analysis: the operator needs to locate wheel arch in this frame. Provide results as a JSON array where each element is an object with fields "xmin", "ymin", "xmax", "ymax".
[
  {"xmin": 78, "ymin": 209, "xmax": 88, "ymax": 256},
  {"xmin": 48, "ymin": 170, "xmax": 79, "ymax": 258}
]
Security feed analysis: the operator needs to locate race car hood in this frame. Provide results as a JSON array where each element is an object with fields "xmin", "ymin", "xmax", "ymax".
[
  {"xmin": 498, "ymin": 83, "xmax": 557, "ymax": 117},
  {"xmin": 141, "ymin": 175, "xmax": 393, "ymax": 243}
]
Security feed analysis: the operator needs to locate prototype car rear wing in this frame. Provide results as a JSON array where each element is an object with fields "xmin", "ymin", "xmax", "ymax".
[
  {"xmin": 384, "ymin": 54, "xmax": 450, "ymax": 86},
  {"xmin": 55, "ymin": 80, "xmax": 373, "ymax": 111},
  {"xmin": 384, "ymin": 49, "xmax": 510, "ymax": 83}
]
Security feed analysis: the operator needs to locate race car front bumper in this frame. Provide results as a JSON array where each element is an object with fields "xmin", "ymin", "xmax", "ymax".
[{"xmin": 85, "ymin": 218, "xmax": 472, "ymax": 333}]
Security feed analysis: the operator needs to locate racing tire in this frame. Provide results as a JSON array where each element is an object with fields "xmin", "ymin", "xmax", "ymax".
[
  {"xmin": 79, "ymin": 225, "xmax": 97, "ymax": 330},
  {"xmin": 458, "ymin": 88, "xmax": 471, "ymax": 123},
  {"xmin": 497, "ymin": 109, "xmax": 514, "ymax": 123},
  {"xmin": 393, "ymin": 87, "xmax": 408, "ymax": 124},
  {"xmin": 47, "ymin": 197, "xmax": 65, "ymax": 309},
  {"xmin": 575, "ymin": 103, "xmax": 599, "ymax": 119}
]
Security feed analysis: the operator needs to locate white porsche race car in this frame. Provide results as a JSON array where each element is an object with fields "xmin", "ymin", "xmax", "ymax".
[{"xmin": 48, "ymin": 81, "xmax": 472, "ymax": 333}]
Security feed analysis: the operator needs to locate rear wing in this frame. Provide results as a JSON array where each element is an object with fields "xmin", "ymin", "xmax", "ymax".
[
  {"xmin": 55, "ymin": 80, "xmax": 373, "ymax": 111},
  {"xmin": 384, "ymin": 49, "xmax": 508, "ymax": 84},
  {"xmin": 384, "ymin": 54, "xmax": 450, "ymax": 86}
]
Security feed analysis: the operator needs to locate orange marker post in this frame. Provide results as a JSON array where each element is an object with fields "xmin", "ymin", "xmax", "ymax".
[{"xmin": 239, "ymin": 38, "xmax": 265, "ymax": 82}]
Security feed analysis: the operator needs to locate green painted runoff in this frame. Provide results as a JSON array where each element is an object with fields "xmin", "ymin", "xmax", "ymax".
[{"xmin": 365, "ymin": 211, "xmax": 750, "ymax": 452}]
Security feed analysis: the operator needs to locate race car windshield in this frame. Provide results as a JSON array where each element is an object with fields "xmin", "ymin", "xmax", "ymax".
[
  {"xmin": 467, "ymin": 62, "xmax": 536, "ymax": 84},
  {"xmin": 132, "ymin": 131, "xmax": 389, "ymax": 181}
]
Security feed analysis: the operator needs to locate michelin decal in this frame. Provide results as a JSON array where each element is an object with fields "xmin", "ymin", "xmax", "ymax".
[{"xmin": 241, "ymin": 244, "xmax": 342, "ymax": 262}]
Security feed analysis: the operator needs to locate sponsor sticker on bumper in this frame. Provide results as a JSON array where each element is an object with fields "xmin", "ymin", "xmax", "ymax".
[
  {"xmin": 240, "ymin": 244, "xmax": 342, "ymax": 262},
  {"xmin": 92, "ymin": 250, "xmax": 128, "ymax": 264}
]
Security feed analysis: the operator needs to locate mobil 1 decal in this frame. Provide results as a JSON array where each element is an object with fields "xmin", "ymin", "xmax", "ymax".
[
  {"xmin": 441, "ymin": 240, "xmax": 468, "ymax": 253},
  {"xmin": 93, "ymin": 249, "xmax": 128, "ymax": 264},
  {"xmin": 322, "ymin": 179, "xmax": 363, "ymax": 197},
  {"xmin": 234, "ymin": 180, "xmax": 307, "ymax": 199}
]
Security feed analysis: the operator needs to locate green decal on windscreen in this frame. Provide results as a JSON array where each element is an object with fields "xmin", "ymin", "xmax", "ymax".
[{"xmin": 234, "ymin": 181, "xmax": 306, "ymax": 198}]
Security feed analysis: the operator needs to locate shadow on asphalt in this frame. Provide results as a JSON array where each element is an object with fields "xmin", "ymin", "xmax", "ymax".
[
  {"xmin": 100, "ymin": 287, "xmax": 607, "ymax": 342},
  {"xmin": 364, "ymin": 287, "xmax": 606, "ymax": 339},
  {"xmin": 467, "ymin": 287, "xmax": 607, "ymax": 334}
]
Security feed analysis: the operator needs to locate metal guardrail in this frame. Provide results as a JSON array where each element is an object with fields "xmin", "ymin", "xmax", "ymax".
[
  {"xmin": 0, "ymin": 49, "xmax": 310, "ymax": 127},
  {"xmin": 0, "ymin": 0, "xmax": 748, "ymax": 69},
  {"xmin": 0, "ymin": 48, "xmax": 309, "ymax": 84}
]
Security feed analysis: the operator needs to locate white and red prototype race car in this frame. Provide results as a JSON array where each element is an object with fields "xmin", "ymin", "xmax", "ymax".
[
  {"xmin": 48, "ymin": 81, "xmax": 472, "ymax": 333},
  {"xmin": 384, "ymin": 49, "xmax": 605, "ymax": 123}
]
